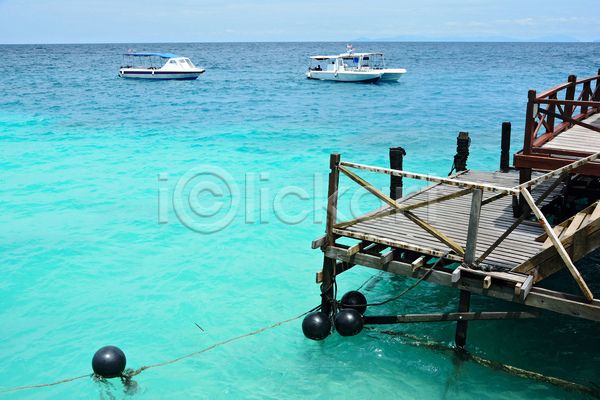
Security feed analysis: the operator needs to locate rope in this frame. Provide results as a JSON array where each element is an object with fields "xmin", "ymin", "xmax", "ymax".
[
  {"xmin": 342, "ymin": 253, "xmax": 448, "ymax": 309},
  {"xmin": 356, "ymin": 271, "xmax": 384, "ymax": 291},
  {"xmin": 0, "ymin": 374, "xmax": 91, "ymax": 394},
  {"xmin": 0, "ymin": 307, "xmax": 319, "ymax": 394},
  {"xmin": 126, "ymin": 306, "xmax": 318, "ymax": 379}
]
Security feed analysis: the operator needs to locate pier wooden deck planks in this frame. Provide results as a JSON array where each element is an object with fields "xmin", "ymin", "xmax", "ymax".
[
  {"xmin": 336, "ymin": 169, "xmax": 561, "ymax": 269},
  {"xmin": 540, "ymin": 113, "xmax": 600, "ymax": 152}
]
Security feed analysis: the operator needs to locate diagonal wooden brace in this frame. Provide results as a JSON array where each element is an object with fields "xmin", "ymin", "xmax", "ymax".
[
  {"xmin": 338, "ymin": 165, "xmax": 465, "ymax": 257},
  {"xmin": 520, "ymin": 188, "xmax": 593, "ymax": 301}
]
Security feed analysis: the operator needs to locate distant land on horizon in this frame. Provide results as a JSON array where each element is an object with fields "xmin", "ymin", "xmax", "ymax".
[{"xmin": 352, "ymin": 34, "xmax": 600, "ymax": 43}]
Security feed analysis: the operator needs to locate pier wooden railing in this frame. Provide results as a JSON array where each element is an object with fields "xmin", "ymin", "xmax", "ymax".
[
  {"xmin": 515, "ymin": 70, "xmax": 600, "ymax": 174},
  {"xmin": 324, "ymin": 153, "xmax": 600, "ymax": 301}
]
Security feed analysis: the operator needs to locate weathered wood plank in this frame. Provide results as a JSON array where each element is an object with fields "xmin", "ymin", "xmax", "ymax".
[
  {"xmin": 332, "ymin": 228, "xmax": 464, "ymax": 261},
  {"xmin": 402, "ymin": 188, "xmax": 473, "ymax": 212},
  {"xmin": 347, "ymin": 241, "xmax": 368, "ymax": 256},
  {"xmin": 411, "ymin": 255, "xmax": 426, "ymax": 271},
  {"xmin": 464, "ymin": 189, "xmax": 483, "ymax": 266},
  {"xmin": 312, "ymin": 235, "xmax": 326, "ymax": 249},
  {"xmin": 363, "ymin": 311, "xmax": 539, "ymax": 324},
  {"xmin": 591, "ymin": 201, "xmax": 600, "ymax": 221},
  {"xmin": 514, "ymin": 214, "xmax": 600, "ymax": 278},
  {"xmin": 563, "ymin": 212, "xmax": 588, "ymax": 238},
  {"xmin": 403, "ymin": 211, "xmax": 466, "ymax": 257},
  {"xmin": 380, "ymin": 249, "xmax": 395, "ymax": 264},
  {"xmin": 340, "ymin": 161, "xmax": 519, "ymax": 195},
  {"xmin": 515, "ymin": 274, "xmax": 534, "ymax": 300},
  {"xmin": 323, "ymin": 246, "xmax": 600, "ymax": 322},
  {"xmin": 334, "ymin": 208, "xmax": 401, "ymax": 229},
  {"xmin": 520, "ymin": 188, "xmax": 593, "ymax": 301}
]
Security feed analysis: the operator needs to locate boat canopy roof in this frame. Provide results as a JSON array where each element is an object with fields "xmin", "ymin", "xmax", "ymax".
[
  {"xmin": 309, "ymin": 52, "xmax": 384, "ymax": 60},
  {"xmin": 123, "ymin": 52, "xmax": 183, "ymax": 59}
]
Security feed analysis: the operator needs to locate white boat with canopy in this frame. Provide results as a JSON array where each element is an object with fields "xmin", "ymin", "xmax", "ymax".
[
  {"xmin": 118, "ymin": 52, "xmax": 205, "ymax": 80},
  {"xmin": 306, "ymin": 52, "xmax": 406, "ymax": 83}
]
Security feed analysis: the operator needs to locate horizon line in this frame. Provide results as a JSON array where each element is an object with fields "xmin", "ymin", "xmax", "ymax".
[{"xmin": 2, "ymin": 39, "xmax": 600, "ymax": 46}]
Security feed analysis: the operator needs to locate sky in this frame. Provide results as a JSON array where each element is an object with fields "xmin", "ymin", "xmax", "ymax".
[{"xmin": 0, "ymin": 0, "xmax": 599, "ymax": 44}]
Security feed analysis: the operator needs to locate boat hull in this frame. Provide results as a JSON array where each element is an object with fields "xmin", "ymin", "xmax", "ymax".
[
  {"xmin": 119, "ymin": 69, "xmax": 205, "ymax": 80},
  {"xmin": 306, "ymin": 71, "xmax": 381, "ymax": 83},
  {"xmin": 378, "ymin": 68, "xmax": 407, "ymax": 82}
]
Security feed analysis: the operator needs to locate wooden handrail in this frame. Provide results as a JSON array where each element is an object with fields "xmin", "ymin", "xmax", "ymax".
[
  {"xmin": 537, "ymin": 73, "xmax": 600, "ymax": 100},
  {"xmin": 524, "ymin": 71, "xmax": 600, "ymax": 152}
]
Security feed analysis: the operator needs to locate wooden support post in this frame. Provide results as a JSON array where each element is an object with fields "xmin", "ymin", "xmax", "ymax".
[
  {"xmin": 500, "ymin": 122, "xmax": 511, "ymax": 172},
  {"xmin": 594, "ymin": 68, "xmax": 600, "ymax": 102},
  {"xmin": 515, "ymin": 167, "xmax": 532, "ymax": 217},
  {"xmin": 390, "ymin": 147, "xmax": 406, "ymax": 200},
  {"xmin": 322, "ymin": 153, "xmax": 341, "ymax": 315},
  {"xmin": 547, "ymin": 93, "xmax": 556, "ymax": 133},
  {"xmin": 455, "ymin": 290, "xmax": 471, "ymax": 349},
  {"xmin": 326, "ymin": 153, "xmax": 341, "ymax": 247},
  {"xmin": 565, "ymin": 75, "xmax": 577, "ymax": 119},
  {"xmin": 464, "ymin": 189, "xmax": 483, "ymax": 266},
  {"xmin": 523, "ymin": 90, "xmax": 537, "ymax": 155},
  {"xmin": 320, "ymin": 256, "xmax": 336, "ymax": 315},
  {"xmin": 450, "ymin": 132, "xmax": 470, "ymax": 174},
  {"xmin": 457, "ymin": 189, "xmax": 480, "ymax": 348},
  {"xmin": 582, "ymin": 81, "xmax": 591, "ymax": 115}
]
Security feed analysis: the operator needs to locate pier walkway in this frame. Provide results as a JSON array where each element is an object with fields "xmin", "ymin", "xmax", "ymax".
[{"xmin": 312, "ymin": 71, "xmax": 600, "ymax": 332}]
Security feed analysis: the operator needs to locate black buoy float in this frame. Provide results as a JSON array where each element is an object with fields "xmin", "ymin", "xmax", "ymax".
[
  {"xmin": 92, "ymin": 346, "xmax": 127, "ymax": 378},
  {"xmin": 335, "ymin": 309, "xmax": 364, "ymax": 337},
  {"xmin": 302, "ymin": 311, "xmax": 331, "ymax": 340},
  {"xmin": 340, "ymin": 290, "xmax": 367, "ymax": 315}
]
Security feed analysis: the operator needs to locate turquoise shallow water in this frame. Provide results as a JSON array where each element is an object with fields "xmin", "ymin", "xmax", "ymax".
[{"xmin": 1, "ymin": 42, "xmax": 600, "ymax": 399}]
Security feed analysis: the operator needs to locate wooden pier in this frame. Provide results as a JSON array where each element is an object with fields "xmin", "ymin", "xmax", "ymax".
[{"xmin": 309, "ymin": 71, "xmax": 600, "ymax": 346}]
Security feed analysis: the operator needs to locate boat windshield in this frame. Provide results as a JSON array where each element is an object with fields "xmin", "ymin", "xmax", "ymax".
[
  {"xmin": 308, "ymin": 54, "xmax": 385, "ymax": 72},
  {"xmin": 338, "ymin": 54, "xmax": 385, "ymax": 70}
]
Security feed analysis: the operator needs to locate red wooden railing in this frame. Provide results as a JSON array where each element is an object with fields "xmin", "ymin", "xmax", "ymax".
[
  {"xmin": 514, "ymin": 70, "xmax": 600, "ymax": 175},
  {"xmin": 522, "ymin": 70, "xmax": 600, "ymax": 157}
]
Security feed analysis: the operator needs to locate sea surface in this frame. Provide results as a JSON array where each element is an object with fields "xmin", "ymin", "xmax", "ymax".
[{"xmin": 1, "ymin": 42, "xmax": 600, "ymax": 399}]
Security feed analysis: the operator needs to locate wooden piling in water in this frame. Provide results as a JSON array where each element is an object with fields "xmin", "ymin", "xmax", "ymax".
[
  {"xmin": 390, "ymin": 147, "xmax": 406, "ymax": 200},
  {"xmin": 450, "ymin": 131, "xmax": 470, "ymax": 175},
  {"xmin": 500, "ymin": 122, "xmax": 511, "ymax": 172},
  {"xmin": 322, "ymin": 153, "xmax": 341, "ymax": 315}
]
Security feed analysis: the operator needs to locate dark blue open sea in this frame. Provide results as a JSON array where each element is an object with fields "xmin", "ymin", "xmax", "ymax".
[{"xmin": 2, "ymin": 42, "xmax": 600, "ymax": 399}]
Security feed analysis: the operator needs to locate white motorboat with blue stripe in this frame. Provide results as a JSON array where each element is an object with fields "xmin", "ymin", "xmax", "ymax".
[
  {"xmin": 306, "ymin": 51, "xmax": 406, "ymax": 83},
  {"xmin": 118, "ymin": 52, "xmax": 205, "ymax": 80}
]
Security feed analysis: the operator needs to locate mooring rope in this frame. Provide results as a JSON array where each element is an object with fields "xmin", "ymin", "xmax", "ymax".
[
  {"xmin": 356, "ymin": 271, "xmax": 384, "ymax": 291},
  {"xmin": 343, "ymin": 252, "xmax": 448, "ymax": 309},
  {"xmin": 124, "ymin": 307, "xmax": 318, "ymax": 379},
  {"xmin": 0, "ymin": 307, "xmax": 319, "ymax": 394},
  {"xmin": 0, "ymin": 374, "xmax": 91, "ymax": 394}
]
